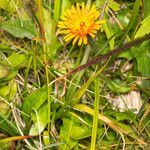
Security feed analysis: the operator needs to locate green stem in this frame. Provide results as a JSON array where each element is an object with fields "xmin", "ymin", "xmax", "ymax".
[
  {"xmin": 43, "ymin": 43, "xmax": 51, "ymax": 132},
  {"xmin": 90, "ymin": 77, "xmax": 100, "ymax": 150}
]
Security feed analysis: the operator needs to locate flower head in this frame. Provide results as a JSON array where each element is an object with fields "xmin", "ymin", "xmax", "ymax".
[{"xmin": 58, "ymin": 3, "xmax": 104, "ymax": 46}]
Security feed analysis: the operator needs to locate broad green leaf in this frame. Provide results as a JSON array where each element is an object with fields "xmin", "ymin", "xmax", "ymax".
[
  {"xmin": 42, "ymin": 8, "xmax": 56, "ymax": 46},
  {"xmin": 107, "ymin": 80, "xmax": 131, "ymax": 93},
  {"xmin": 102, "ymin": 18, "xmax": 115, "ymax": 50},
  {"xmin": 131, "ymin": 41, "xmax": 150, "ymax": 77},
  {"xmin": 59, "ymin": 115, "xmax": 79, "ymax": 150},
  {"xmin": 135, "ymin": 15, "xmax": 150, "ymax": 38},
  {"xmin": 22, "ymin": 86, "xmax": 47, "ymax": 124},
  {"xmin": 7, "ymin": 54, "xmax": 27, "ymax": 67},
  {"xmin": 118, "ymin": 50, "xmax": 133, "ymax": 60},
  {"xmin": 105, "ymin": 110, "xmax": 136, "ymax": 122},
  {"xmin": 0, "ymin": 54, "xmax": 27, "ymax": 85},
  {"xmin": 29, "ymin": 104, "xmax": 48, "ymax": 135},
  {"xmin": 48, "ymin": 40, "xmax": 62, "ymax": 60},
  {"xmin": 0, "ymin": 68, "xmax": 18, "ymax": 86},
  {"xmin": 42, "ymin": 8, "xmax": 61, "ymax": 59},
  {"xmin": 0, "ymin": 20, "xmax": 36, "ymax": 39},
  {"xmin": 71, "ymin": 126, "xmax": 91, "ymax": 140}
]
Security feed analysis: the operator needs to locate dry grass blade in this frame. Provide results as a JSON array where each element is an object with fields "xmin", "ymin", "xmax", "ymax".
[
  {"xmin": 74, "ymin": 104, "xmax": 147, "ymax": 146},
  {"xmin": 138, "ymin": 104, "xmax": 150, "ymax": 129}
]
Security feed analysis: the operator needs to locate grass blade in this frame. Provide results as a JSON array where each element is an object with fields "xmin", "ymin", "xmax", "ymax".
[{"xmin": 90, "ymin": 77, "xmax": 100, "ymax": 150}]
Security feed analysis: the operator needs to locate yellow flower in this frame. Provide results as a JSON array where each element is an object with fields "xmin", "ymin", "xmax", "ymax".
[{"xmin": 58, "ymin": 2, "xmax": 104, "ymax": 46}]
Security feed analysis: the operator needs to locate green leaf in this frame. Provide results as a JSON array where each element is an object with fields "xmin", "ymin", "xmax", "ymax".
[
  {"xmin": 105, "ymin": 110, "xmax": 136, "ymax": 122},
  {"xmin": 118, "ymin": 50, "xmax": 133, "ymax": 60},
  {"xmin": 0, "ymin": 68, "xmax": 18, "ymax": 86},
  {"xmin": 102, "ymin": 17, "xmax": 115, "ymax": 50},
  {"xmin": 0, "ymin": 20, "xmax": 36, "ymax": 39},
  {"xmin": 107, "ymin": 80, "xmax": 131, "ymax": 93},
  {"xmin": 22, "ymin": 86, "xmax": 47, "ymax": 124},
  {"xmin": 7, "ymin": 54, "xmax": 27, "ymax": 67},
  {"xmin": 71, "ymin": 126, "xmax": 91, "ymax": 140},
  {"xmin": 131, "ymin": 41, "xmax": 150, "ymax": 77},
  {"xmin": 59, "ymin": 115, "xmax": 79, "ymax": 150},
  {"xmin": 29, "ymin": 104, "xmax": 48, "ymax": 135},
  {"xmin": 0, "ymin": 54, "xmax": 27, "ymax": 85},
  {"xmin": 135, "ymin": 15, "xmax": 150, "ymax": 38},
  {"xmin": 42, "ymin": 8, "xmax": 61, "ymax": 59}
]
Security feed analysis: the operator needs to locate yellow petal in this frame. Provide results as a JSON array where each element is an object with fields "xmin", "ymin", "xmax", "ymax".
[
  {"xmin": 83, "ymin": 36, "xmax": 87, "ymax": 44},
  {"xmin": 64, "ymin": 33, "xmax": 72, "ymax": 39},
  {"xmin": 93, "ymin": 24, "xmax": 101, "ymax": 30},
  {"xmin": 78, "ymin": 37, "xmax": 83, "ymax": 46},
  {"xmin": 66, "ymin": 9, "xmax": 72, "ymax": 17},
  {"xmin": 91, "ymin": 30, "xmax": 97, "ymax": 34},
  {"xmin": 85, "ymin": 4, "xmax": 90, "ymax": 12},
  {"xmin": 97, "ymin": 20, "xmax": 106, "ymax": 24},
  {"xmin": 60, "ymin": 16, "xmax": 67, "ymax": 21},
  {"xmin": 82, "ymin": 2, "xmax": 85, "ymax": 14},
  {"xmin": 89, "ymin": 32, "xmax": 95, "ymax": 38},
  {"xmin": 59, "ymin": 30, "xmax": 70, "ymax": 34},
  {"xmin": 71, "ymin": 6, "xmax": 76, "ymax": 14},
  {"xmin": 72, "ymin": 36, "xmax": 79, "ymax": 45},
  {"xmin": 65, "ymin": 34, "xmax": 75, "ymax": 42},
  {"xmin": 57, "ymin": 24, "xmax": 66, "ymax": 28}
]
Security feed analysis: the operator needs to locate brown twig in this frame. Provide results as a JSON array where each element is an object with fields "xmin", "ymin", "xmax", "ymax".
[{"xmin": 64, "ymin": 33, "xmax": 150, "ymax": 78}]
